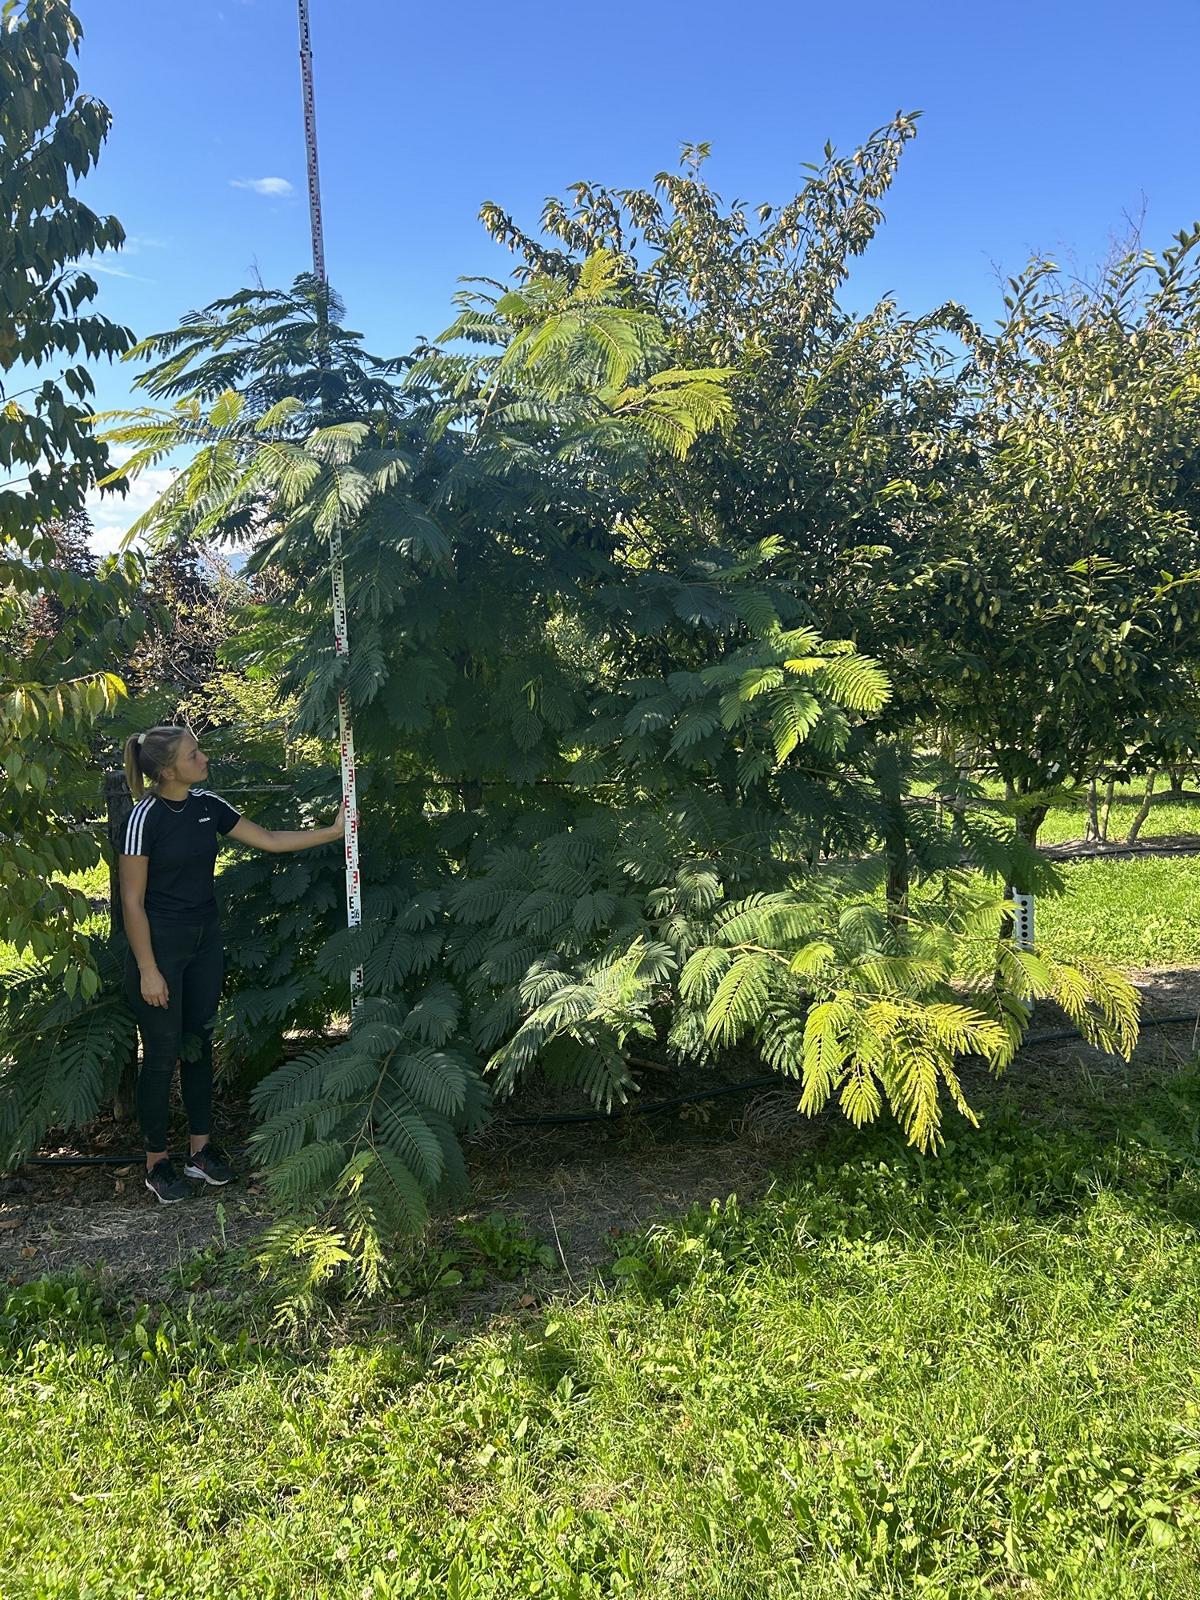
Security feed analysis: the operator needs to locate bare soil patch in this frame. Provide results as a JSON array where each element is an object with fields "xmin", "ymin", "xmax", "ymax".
[{"xmin": 3, "ymin": 965, "xmax": 1198, "ymax": 1307}]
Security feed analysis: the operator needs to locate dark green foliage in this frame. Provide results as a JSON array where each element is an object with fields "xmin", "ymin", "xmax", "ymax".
[
  {"xmin": 252, "ymin": 994, "xmax": 490, "ymax": 1254},
  {"xmin": 0, "ymin": 942, "xmax": 137, "ymax": 1166},
  {"xmin": 0, "ymin": 2, "xmax": 150, "ymax": 1174},
  {"xmin": 3, "ymin": 19, "xmax": 1189, "ymax": 1313},
  {"xmin": 483, "ymin": 138, "xmax": 1200, "ymax": 842},
  {"xmin": 0, "ymin": 0, "xmax": 131, "ymax": 538},
  {"xmin": 923, "ymin": 243, "xmax": 1200, "ymax": 836},
  {"xmin": 18, "ymin": 507, "xmax": 97, "ymax": 644},
  {"xmin": 103, "ymin": 219, "xmax": 1135, "ymax": 1281}
]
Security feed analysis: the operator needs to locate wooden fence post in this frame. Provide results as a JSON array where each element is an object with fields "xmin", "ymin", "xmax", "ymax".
[{"xmin": 103, "ymin": 769, "xmax": 139, "ymax": 1122}]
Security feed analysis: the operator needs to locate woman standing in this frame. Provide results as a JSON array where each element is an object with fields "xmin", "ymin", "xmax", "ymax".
[{"xmin": 119, "ymin": 724, "xmax": 343, "ymax": 1204}]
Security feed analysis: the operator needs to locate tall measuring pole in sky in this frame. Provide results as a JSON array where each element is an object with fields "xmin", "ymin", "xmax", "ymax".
[{"xmin": 297, "ymin": 0, "xmax": 363, "ymax": 1014}]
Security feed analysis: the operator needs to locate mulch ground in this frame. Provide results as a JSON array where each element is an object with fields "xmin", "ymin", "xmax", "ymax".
[{"xmin": 3, "ymin": 966, "xmax": 1199, "ymax": 1310}]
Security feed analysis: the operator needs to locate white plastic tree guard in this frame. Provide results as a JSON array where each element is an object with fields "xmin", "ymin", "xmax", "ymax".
[{"xmin": 1012, "ymin": 890, "xmax": 1035, "ymax": 952}]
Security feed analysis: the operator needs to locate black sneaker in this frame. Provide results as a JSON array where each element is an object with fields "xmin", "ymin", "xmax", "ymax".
[
  {"xmin": 184, "ymin": 1142, "xmax": 235, "ymax": 1186},
  {"xmin": 145, "ymin": 1158, "xmax": 189, "ymax": 1204}
]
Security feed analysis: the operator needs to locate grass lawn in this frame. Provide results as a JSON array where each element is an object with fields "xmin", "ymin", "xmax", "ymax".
[
  {"xmin": 1039, "ymin": 856, "xmax": 1200, "ymax": 969},
  {"xmin": 6, "ymin": 811, "xmax": 1200, "ymax": 1595},
  {"xmin": 911, "ymin": 779, "xmax": 1200, "ymax": 847},
  {"xmin": 4, "ymin": 1073, "xmax": 1200, "ymax": 1597}
]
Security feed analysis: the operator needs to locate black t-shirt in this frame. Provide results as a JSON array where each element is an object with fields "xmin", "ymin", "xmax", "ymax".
[{"xmin": 121, "ymin": 788, "xmax": 241, "ymax": 924}]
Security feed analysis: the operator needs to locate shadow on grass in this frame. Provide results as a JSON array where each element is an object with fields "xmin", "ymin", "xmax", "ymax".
[
  {"xmin": 535, "ymin": 1052, "xmax": 1200, "ymax": 1313},
  {"xmin": 6, "ymin": 1055, "xmax": 1200, "ymax": 1380}
]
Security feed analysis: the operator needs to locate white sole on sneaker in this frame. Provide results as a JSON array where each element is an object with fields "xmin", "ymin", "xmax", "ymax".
[
  {"xmin": 145, "ymin": 1179, "xmax": 186, "ymax": 1204},
  {"xmin": 183, "ymin": 1164, "xmax": 231, "ymax": 1185}
]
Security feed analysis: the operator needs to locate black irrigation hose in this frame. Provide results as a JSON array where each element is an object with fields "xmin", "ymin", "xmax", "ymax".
[
  {"xmin": 1020, "ymin": 1013, "xmax": 1199, "ymax": 1048},
  {"xmin": 24, "ymin": 1155, "xmax": 170, "ymax": 1168},
  {"xmin": 20, "ymin": 1011, "xmax": 1200, "ymax": 1165},
  {"xmin": 1046, "ymin": 844, "xmax": 1200, "ymax": 862}
]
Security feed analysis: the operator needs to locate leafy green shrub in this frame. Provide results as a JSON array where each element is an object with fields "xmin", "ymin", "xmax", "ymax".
[
  {"xmin": 98, "ymin": 246, "xmax": 1138, "ymax": 1281},
  {"xmin": 4, "ymin": 85, "xmax": 1157, "ymax": 1290},
  {"xmin": 454, "ymin": 1212, "xmax": 558, "ymax": 1281}
]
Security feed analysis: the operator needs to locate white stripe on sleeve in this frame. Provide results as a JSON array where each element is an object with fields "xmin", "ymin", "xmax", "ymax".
[
  {"xmin": 123, "ymin": 797, "xmax": 155, "ymax": 855},
  {"xmin": 193, "ymin": 789, "xmax": 240, "ymax": 822}
]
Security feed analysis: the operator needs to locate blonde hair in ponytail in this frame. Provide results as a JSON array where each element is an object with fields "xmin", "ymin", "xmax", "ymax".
[{"xmin": 123, "ymin": 726, "xmax": 187, "ymax": 799}]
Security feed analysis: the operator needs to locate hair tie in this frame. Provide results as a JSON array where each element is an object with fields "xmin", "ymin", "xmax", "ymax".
[{"xmin": 137, "ymin": 732, "xmax": 146, "ymax": 746}]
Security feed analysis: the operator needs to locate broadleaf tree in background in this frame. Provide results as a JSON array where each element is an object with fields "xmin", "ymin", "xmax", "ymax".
[
  {"xmin": 475, "ymin": 126, "xmax": 988, "ymax": 934},
  {"xmin": 483, "ymin": 135, "xmax": 1200, "ymax": 900},
  {"xmin": 0, "ymin": 0, "xmax": 149, "ymax": 1162},
  {"xmin": 925, "ymin": 239, "xmax": 1200, "ymax": 860}
]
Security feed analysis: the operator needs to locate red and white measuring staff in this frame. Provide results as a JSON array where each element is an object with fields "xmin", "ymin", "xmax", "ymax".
[{"xmin": 298, "ymin": 0, "xmax": 363, "ymax": 1014}]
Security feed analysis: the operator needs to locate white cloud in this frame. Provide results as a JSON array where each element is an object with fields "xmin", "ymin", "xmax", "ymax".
[
  {"xmin": 86, "ymin": 261, "xmax": 155, "ymax": 283},
  {"xmin": 5, "ymin": 449, "xmax": 179, "ymax": 559},
  {"xmin": 85, "ymin": 467, "xmax": 178, "ymax": 556},
  {"xmin": 230, "ymin": 176, "xmax": 293, "ymax": 197}
]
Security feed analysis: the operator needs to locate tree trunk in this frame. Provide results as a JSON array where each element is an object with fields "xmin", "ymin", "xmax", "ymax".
[
  {"xmin": 1085, "ymin": 779, "xmax": 1100, "ymax": 843},
  {"xmin": 1126, "ymin": 771, "xmax": 1157, "ymax": 845},
  {"xmin": 1098, "ymin": 777, "xmax": 1115, "ymax": 843},
  {"xmin": 873, "ymin": 741, "xmax": 910, "ymax": 936},
  {"xmin": 1002, "ymin": 801, "xmax": 1048, "ymax": 946},
  {"xmin": 1015, "ymin": 803, "xmax": 1048, "ymax": 869},
  {"xmin": 933, "ymin": 727, "xmax": 956, "ymax": 831},
  {"xmin": 885, "ymin": 845, "xmax": 910, "ymax": 934},
  {"xmin": 104, "ymin": 769, "xmax": 139, "ymax": 1123}
]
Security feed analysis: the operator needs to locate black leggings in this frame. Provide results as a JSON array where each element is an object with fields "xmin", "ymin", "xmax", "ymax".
[{"xmin": 124, "ymin": 917, "xmax": 224, "ymax": 1153}]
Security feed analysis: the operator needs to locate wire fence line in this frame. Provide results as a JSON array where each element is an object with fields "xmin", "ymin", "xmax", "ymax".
[{"xmin": 71, "ymin": 769, "xmax": 1200, "ymax": 865}]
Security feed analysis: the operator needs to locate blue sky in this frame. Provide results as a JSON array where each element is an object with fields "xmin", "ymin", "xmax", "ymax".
[{"xmin": 70, "ymin": 0, "xmax": 1200, "ymax": 548}]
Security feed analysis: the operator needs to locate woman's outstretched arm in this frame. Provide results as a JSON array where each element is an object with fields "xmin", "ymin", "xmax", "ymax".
[{"xmin": 228, "ymin": 805, "xmax": 345, "ymax": 855}]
